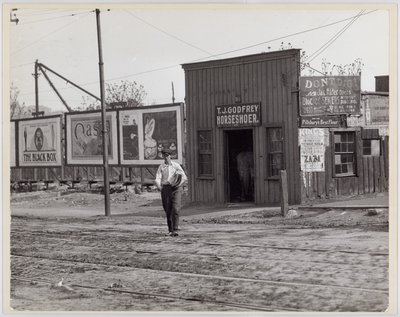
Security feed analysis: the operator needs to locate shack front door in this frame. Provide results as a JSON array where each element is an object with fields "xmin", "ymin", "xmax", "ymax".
[{"xmin": 224, "ymin": 129, "xmax": 254, "ymax": 203}]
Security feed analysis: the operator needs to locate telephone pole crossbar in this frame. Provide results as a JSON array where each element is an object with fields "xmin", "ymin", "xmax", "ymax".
[
  {"xmin": 37, "ymin": 63, "xmax": 72, "ymax": 112},
  {"xmin": 38, "ymin": 62, "xmax": 101, "ymax": 102}
]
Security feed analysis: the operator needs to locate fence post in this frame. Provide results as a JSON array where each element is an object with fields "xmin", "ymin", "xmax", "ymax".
[{"xmin": 280, "ymin": 170, "xmax": 288, "ymax": 217}]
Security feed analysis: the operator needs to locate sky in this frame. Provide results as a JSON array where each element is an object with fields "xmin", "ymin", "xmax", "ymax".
[{"xmin": 6, "ymin": 3, "xmax": 392, "ymax": 114}]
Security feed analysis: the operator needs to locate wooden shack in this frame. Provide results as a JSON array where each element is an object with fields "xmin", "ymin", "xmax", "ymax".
[
  {"xmin": 300, "ymin": 91, "xmax": 389, "ymax": 201},
  {"xmin": 182, "ymin": 49, "xmax": 302, "ymax": 206},
  {"xmin": 298, "ymin": 68, "xmax": 389, "ymax": 202}
]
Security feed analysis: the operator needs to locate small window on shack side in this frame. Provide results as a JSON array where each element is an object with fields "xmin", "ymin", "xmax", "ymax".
[
  {"xmin": 198, "ymin": 130, "xmax": 213, "ymax": 177},
  {"xmin": 266, "ymin": 127, "xmax": 284, "ymax": 178},
  {"xmin": 333, "ymin": 131, "xmax": 357, "ymax": 177},
  {"xmin": 362, "ymin": 139, "xmax": 381, "ymax": 156}
]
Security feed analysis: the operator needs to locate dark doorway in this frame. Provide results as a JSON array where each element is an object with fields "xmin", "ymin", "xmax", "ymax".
[{"xmin": 225, "ymin": 129, "xmax": 254, "ymax": 203}]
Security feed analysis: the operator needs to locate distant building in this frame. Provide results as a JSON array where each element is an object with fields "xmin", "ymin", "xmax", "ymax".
[
  {"xmin": 375, "ymin": 75, "xmax": 389, "ymax": 92},
  {"xmin": 298, "ymin": 76, "xmax": 389, "ymax": 201}
]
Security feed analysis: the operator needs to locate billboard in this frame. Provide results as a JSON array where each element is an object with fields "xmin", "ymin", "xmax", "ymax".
[
  {"xmin": 17, "ymin": 115, "xmax": 62, "ymax": 167},
  {"xmin": 119, "ymin": 104, "xmax": 183, "ymax": 165},
  {"xmin": 364, "ymin": 94, "xmax": 389, "ymax": 126},
  {"xmin": 65, "ymin": 111, "xmax": 118, "ymax": 165},
  {"xmin": 300, "ymin": 76, "xmax": 361, "ymax": 116},
  {"xmin": 10, "ymin": 121, "xmax": 16, "ymax": 167}
]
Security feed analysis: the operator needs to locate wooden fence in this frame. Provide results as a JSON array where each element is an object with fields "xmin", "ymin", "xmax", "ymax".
[
  {"xmin": 10, "ymin": 166, "xmax": 158, "ymax": 190},
  {"xmin": 301, "ymin": 136, "xmax": 389, "ymax": 201}
]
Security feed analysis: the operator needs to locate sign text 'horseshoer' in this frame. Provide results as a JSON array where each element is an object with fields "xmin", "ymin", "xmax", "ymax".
[{"xmin": 216, "ymin": 103, "xmax": 261, "ymax": 127}]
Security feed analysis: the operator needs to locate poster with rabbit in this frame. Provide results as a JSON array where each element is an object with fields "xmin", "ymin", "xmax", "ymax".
[
  {"xmin": 119, "ymin": 104, "xmax": 183, "ymax": 165},
  {"xmin": 65, "ymin": 111, "xmax": 118, "ymax": 165},
  {"xmin": 17, "ymin": 115, "xmax": 62, "ymax": 167}
]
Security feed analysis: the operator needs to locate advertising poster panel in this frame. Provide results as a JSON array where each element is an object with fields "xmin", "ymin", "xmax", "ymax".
[
  {"xmin": 300, "ymin": 144, "xmax": 325, "ymax": 172},
  {"xmin": 365, "ymin": 94, "xmax": 389, "ymax": 126},
  {"xmin": 119, "ymin": 104, "xmax": 183, "ymax": 165},
  {"xmin": 298, "ymin": 128, "xmax": 328, "ymax": 172},
  {"xmin": 17, "ymin": 116, "xmax": 62, "ymax": 167},
  {"xmin": 65, "ymin": 111, "xmax": 118, "ymax": 165},
  {"xmin": 10, "ymin": 121, "xmax": 16, "ymax": 167},
  {"xmin": 119, "ymin": 110, "xmax": 141, "ymax": 163},
  {"xmin": 300, "ymin": 76, "xmax": 361, "ymax": 116}
]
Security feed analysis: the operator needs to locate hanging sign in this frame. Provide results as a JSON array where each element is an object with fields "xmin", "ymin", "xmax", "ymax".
[
  {"xmin": 216, "ymin": 103, "xmax": 261, "ymax": 127},
  {"xmin": 300, "ymin": 76, "xmax": 361, "ymax": 116},
  {"xmin": 300, "ymin": 115, "xmax": 340, "ymax": 128}
]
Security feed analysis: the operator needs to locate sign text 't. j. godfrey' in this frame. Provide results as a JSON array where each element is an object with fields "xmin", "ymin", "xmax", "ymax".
[{"xmin": 216, "ymin": 103, "xmax": 261, "ymax": 127}]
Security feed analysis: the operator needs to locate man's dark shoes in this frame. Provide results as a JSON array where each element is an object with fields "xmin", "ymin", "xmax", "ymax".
[{"xmin": 171, "ymin": 231, "xmax": 179, "ymax": 237}]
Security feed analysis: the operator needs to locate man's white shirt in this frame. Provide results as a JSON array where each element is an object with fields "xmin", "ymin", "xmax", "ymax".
[{"xmin": 155, "ymin": 161, "xmax": 187, "ymax": 188}]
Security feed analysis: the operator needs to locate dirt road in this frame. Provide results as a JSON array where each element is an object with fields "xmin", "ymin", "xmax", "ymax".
[{"xmin": 7, "ymin": 189, "xmax": 389, "ymax": 312}]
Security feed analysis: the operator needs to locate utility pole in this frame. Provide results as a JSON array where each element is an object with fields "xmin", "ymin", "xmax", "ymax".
[
  {"xmin": 34, "ymin": 60, "xmax": 39, "ymax": 113},
  {"xmin": 171, "ymin": 82, "xmax": 175, "ymax": 103},
  {"xmin": 96, "ymin": 9, "xmax": 111, "ymax": 216}
]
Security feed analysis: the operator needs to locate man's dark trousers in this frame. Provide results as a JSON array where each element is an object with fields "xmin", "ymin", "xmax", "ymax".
[{"xmin": 161, "ymin": 185, "xmax": 181, "ymax": 232}]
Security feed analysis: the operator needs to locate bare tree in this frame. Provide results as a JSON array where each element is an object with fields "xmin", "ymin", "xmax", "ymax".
[
  {"xmin": 321, "ymin": 58, "xmax": 364, "ymax": 76},
  {"xmin": 10, "ymin": 83, "xmax": 27, "ymax": 119},
  {"xmin": 300, "ymin": 49, "xmax": 364, "ymax": 76}
]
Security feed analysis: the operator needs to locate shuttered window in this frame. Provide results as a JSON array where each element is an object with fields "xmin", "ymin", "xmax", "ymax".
[
  {"xmin": 363, "ymin": 139, "xmax": 381, "ymax": 156},
  {"xmin": 198, "ymin": 130, "xmax": 213, "ymax": 177},
  {"xmin": 267, "ymin": 127, "xmax": 284, "ymax": 177}
]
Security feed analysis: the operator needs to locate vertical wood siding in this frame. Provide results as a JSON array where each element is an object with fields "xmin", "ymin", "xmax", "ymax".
[
  {"xmin": 183, "ymin": 50, "xmax": 301, "ymax": 205},
  {"xmin": 300, "ymin": 136, "xmax": 389, "ymax": 202}
]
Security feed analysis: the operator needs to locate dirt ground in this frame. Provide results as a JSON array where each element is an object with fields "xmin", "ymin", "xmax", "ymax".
[{"xmin": 7, "ymin": 185, "xmax": 390, "ymax": 313}]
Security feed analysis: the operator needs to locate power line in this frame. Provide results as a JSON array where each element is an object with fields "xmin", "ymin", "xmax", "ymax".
[
  {"xmin": 16, "ymin": 10, "xmax": 93, "ymax": 25},
  {"xmin": 295, "ymin": 10, "xmax": 365, "ymax": 77},
  {"xmin": 13, "ymin": 9, "xmax": 79, "ymax": 16},
  {"xmin": 11, "ymin": 10, "xmax": 93, "ymax": 55},
  {"xmin": 124, "ymin": 10, "xmax": 214, "ymax": 56},
  {"xmin": 11, "ymin": 62, "xmax": 35, "ymax": 69},
  {"xmin": 306, "ymin": 10, "xmax": 365, "ymax": 63},
  {"xmin": 17, "ymin": 9, "xmax": 378, "ymax": 98},
  {"xmin": 298, "ymin": 62, "xmax": 326, "ymax": 76},
  {"xmin": 104, "ymin": 10, "xmax": 378, "ymax": 82},
  {"xmin": 193, "ymin": 10, "xmax": 377, "ymax": 63}
]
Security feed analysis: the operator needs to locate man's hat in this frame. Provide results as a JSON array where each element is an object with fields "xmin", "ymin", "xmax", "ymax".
[{"xmin": 161, "ymin": 148, "xmax": 172, "ymax": 155}]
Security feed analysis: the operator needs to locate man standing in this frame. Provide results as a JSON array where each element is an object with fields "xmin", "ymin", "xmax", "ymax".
[{"xmin": 155, "ymin": 148, "xmax": 187, "ymax": 237}]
